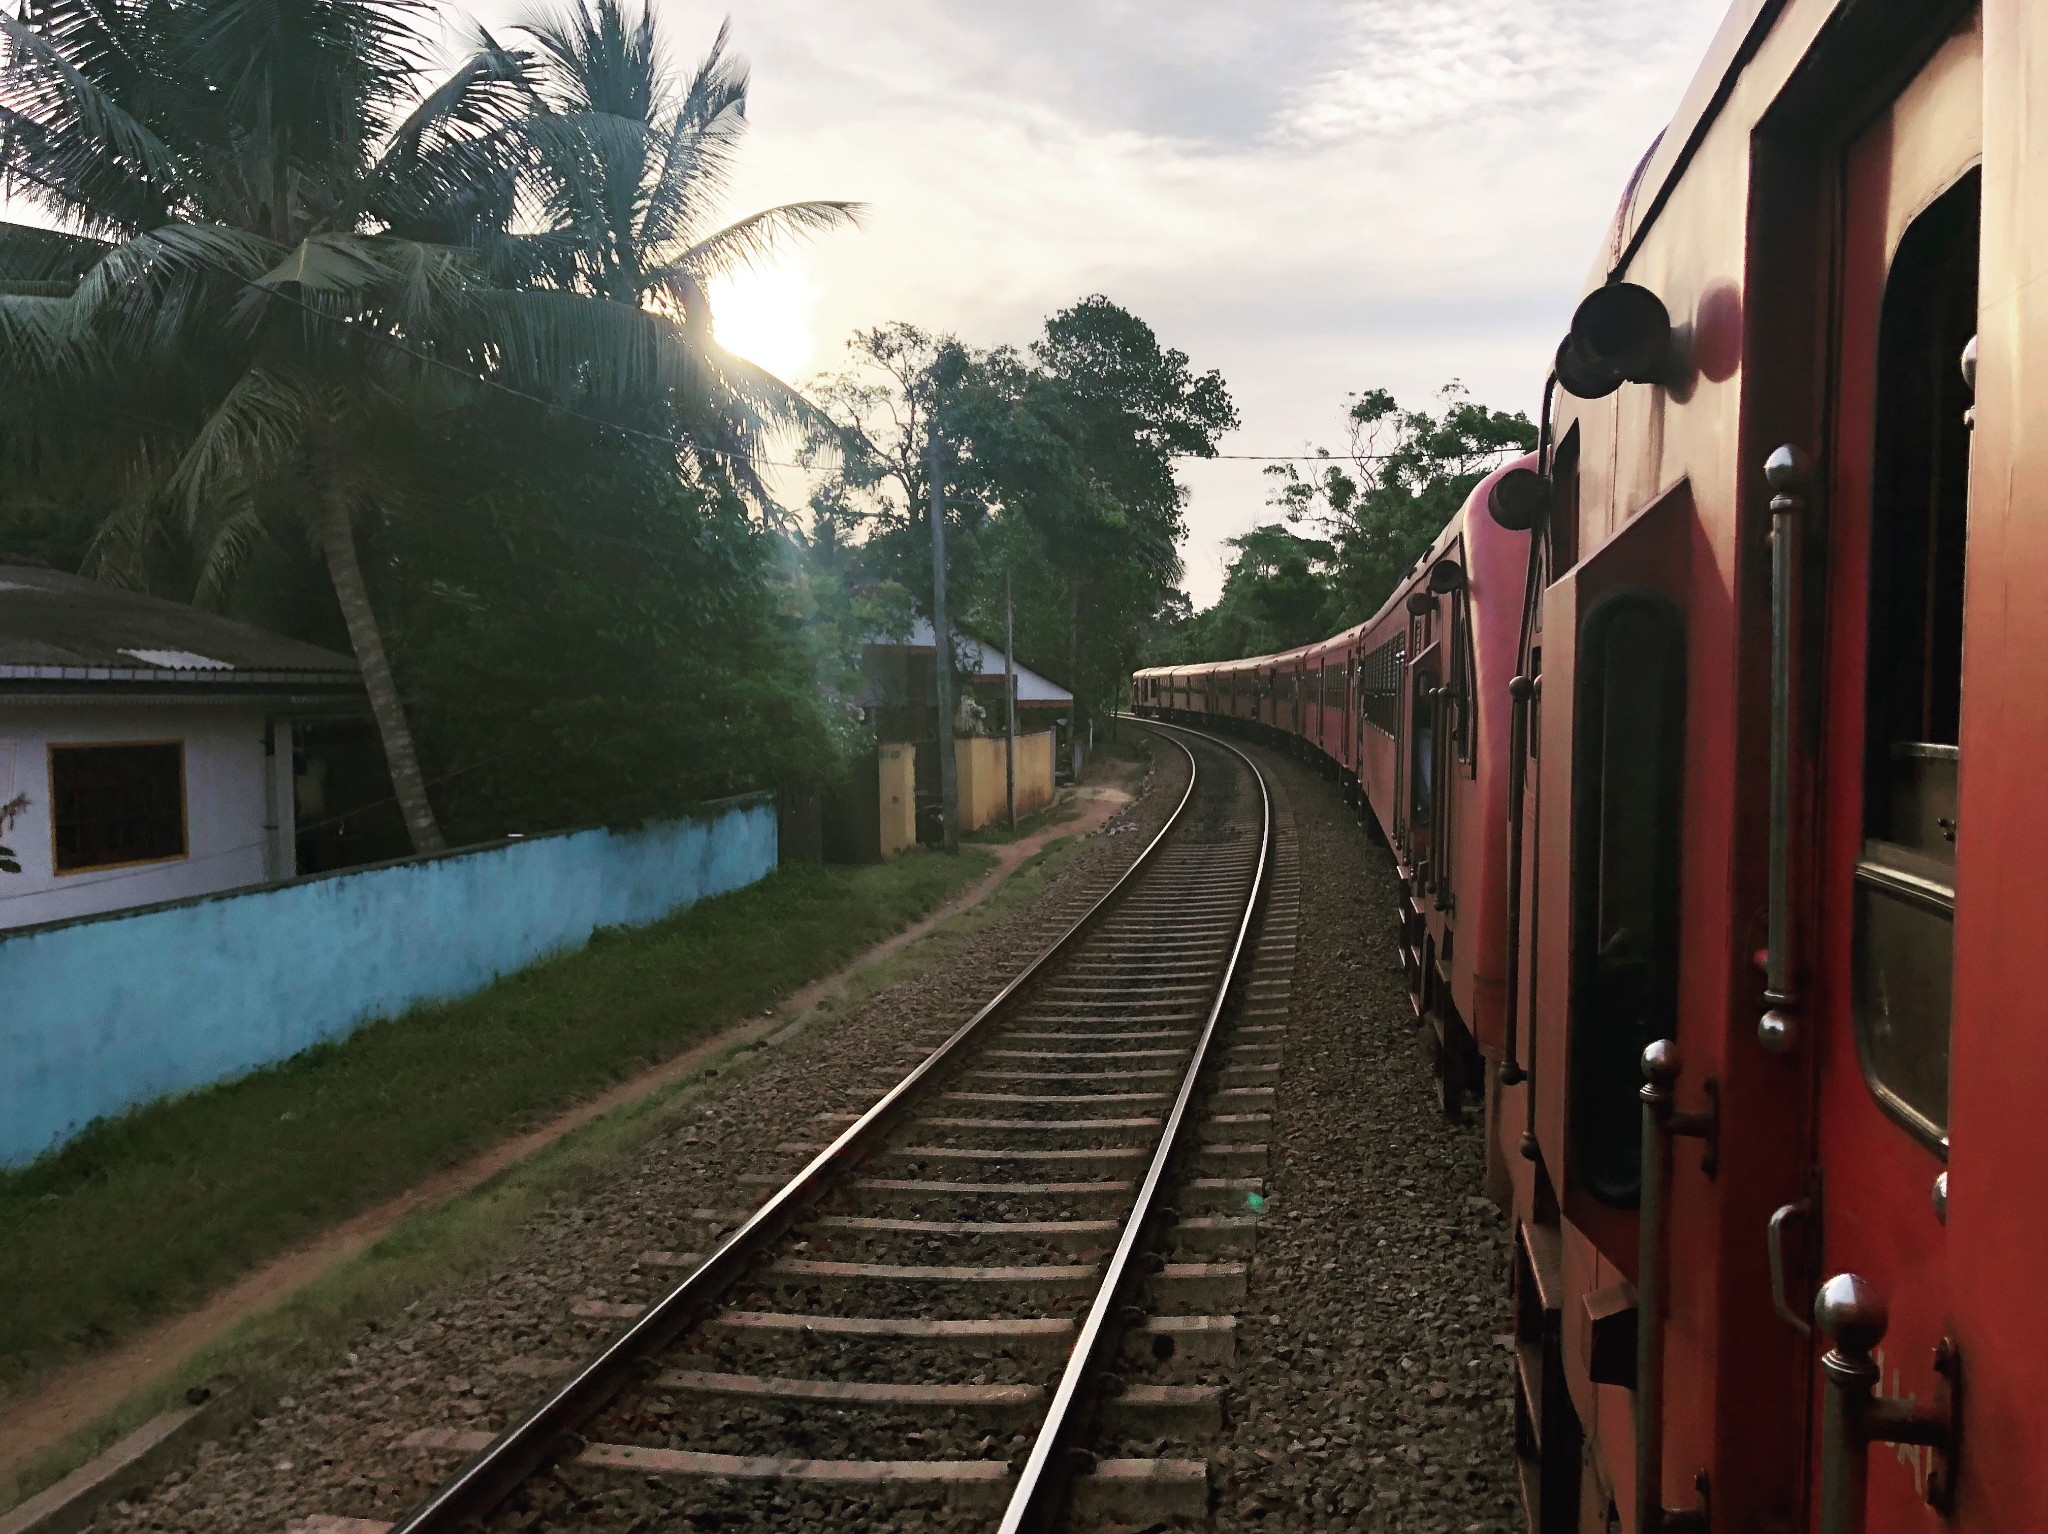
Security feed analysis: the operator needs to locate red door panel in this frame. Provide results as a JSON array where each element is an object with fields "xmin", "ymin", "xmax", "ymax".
[{"xmin": 1805, "ymin": 19, "xmax": 1980, "ymax": 1531}]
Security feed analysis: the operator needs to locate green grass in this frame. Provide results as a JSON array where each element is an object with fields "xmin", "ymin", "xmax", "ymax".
[
  {"xmin": 0, "ymin": 827, "xmax": 1106, "ymax": 1514},
  {"xmin": 0, "ymin": 848, "xmax": 992, "ymax": 1399}
]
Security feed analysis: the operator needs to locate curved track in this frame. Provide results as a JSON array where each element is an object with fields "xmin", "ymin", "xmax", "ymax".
[{"xmin": 380, "ymin": 725, "xmax": 1271, "ymax": 1533}]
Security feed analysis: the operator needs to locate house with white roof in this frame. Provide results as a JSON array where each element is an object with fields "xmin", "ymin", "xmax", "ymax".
[
  {"xmin": 0, "ymin": 565, "xmax": 367, "ymax": 929},
  {"xmin": 859, "ymin": 617, "xmax": 1074, "ymax": 737}
]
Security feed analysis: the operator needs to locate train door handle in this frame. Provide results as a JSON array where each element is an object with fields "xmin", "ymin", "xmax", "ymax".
[{"xmin": 1767, "ymin": 1198, "xmax": 1814, "ymax": 1335}]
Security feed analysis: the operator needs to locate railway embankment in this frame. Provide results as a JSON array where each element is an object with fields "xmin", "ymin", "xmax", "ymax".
[
  {"xmin": 1207, "ymin": 741, "xmax": 1518, "ymax": 1534},
  {"xmin": 0, "ymin": 751, "xmax": 1157, "ymax": 1524},
  {"xmin": 54, "ymin": 746, "xmax": 1179, "ymax": 1533}
]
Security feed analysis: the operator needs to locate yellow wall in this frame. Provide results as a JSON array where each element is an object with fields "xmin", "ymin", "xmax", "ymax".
[
  {"xmin": 878, "ymin": 743, "xmax": 917, "ymax": 858},
  {"xmin": 954, "ymin": 730, "xmax": 1056, "ymax": 832}
]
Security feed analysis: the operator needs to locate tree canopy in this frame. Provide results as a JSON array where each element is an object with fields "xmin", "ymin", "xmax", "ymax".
[
  {"xmin": 1149, "ymin": 382, "xmax": 1535, "ymax": 666},
  {"xmin": 0, "ymin": 0, "xmax": 858, "ymax": 847},
  {"xmin": 807, "ymin": 296, "xmax": 1237, "ymax": 739},
  {"xmin": 1263, "ymin": 382, "xmax": 1536, "ymax": 627}
]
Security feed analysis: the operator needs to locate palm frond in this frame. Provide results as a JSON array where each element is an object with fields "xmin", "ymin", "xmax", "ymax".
[
  {"xmin": 0, "ymin": 288, "xmax": 91, "ymax": 377},
  {"xmin": 190, "ymin": 495, "xmax": 273, "ymax": 604},
  {"xmin": 81, "ymin": 456, "xmax": 173, "ymax": 589},
  {"xmin": 634, "ymin": 20, "xmax": 748, "ymax": 250},
  {"xmin": 517, "ymin": 0, "xmax": 661, "ymax": 120},
  {"xmin": 183, "ymin": 0, "xmax": 424, "ymax": 190},
  {"xmin": 472, "ymin": 283, "xmax": 697, "ymax": 403},
  {"xmin": 652, "ymin": 200, "xmax": 862, "ymax": 281},
  {"xmin": 377, "ymin": 41, "xmax": 530, "ymax": 170},
  {"xmin": 164, "ymin": 362, "xmax": 311, "ymax": 523},
  {"xmin": 0, "ymin": 10, "xmax": 189, "ymax": 222}
]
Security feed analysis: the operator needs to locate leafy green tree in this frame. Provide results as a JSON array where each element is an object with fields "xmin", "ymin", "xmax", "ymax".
[
  {"xmin": 809, "ymin": 301, "xmax": 1235, "ymax": 751},
  {"xmin": 374, "ymin": 408, "xmax": 841, "ymax": 840},
  {"xmin": 1264, "ymin": 382, "xmax": 1536, "ymax": 624},
  {"xmin": 0, "ymin": 0, "xmax": 847, "ymax": 852},
  {"xmin": 1143, "ymin": 524, "xmax": 1334, "ymax": 664},
  {"xmin": 1004, "ymin": 297, "xmax": 1236, "ymax": 733},
  {"xmin": 513, "ymin": 4, "xmax": 861, "ymax": 488}
]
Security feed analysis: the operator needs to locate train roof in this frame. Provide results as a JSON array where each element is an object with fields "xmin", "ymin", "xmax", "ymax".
[{"xmin": 1138, "ymin": 453, "xmax": 1536, "ymax": 684}]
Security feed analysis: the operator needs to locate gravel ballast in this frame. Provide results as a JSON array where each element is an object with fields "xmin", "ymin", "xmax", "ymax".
[
  {"xmin": 80, "ymin": 744, "xmax": 1187, "ymax": 1534},
  {"xmin": 1202, "ymin": 741, "xmax": 1517, "ymax": 1534},
  {"xmin": 76, "ymin": 730, "xmax": 1522, "ymax": 1534}
]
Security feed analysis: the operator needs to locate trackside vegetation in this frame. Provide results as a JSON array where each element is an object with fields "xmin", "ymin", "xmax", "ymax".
[
  {"xmin": 0, "ymin": 847, "xmax": 990, "ymax": 1399},
  {"xmin": 1145, "ymin": 383, "xmax": 1538, "ymax": 662}
]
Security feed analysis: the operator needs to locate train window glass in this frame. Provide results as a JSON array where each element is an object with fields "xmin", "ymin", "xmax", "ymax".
[
  {"xmin": 1852, "ymin": 169, "xmax": 1978, "ymax": 1152},
  {"xmin": 1549, "ymin": 426, "xmax": 1581, "ymax": 580},
  {"xmin": 1568, "ymin": 592, "xmax": 1685, "ymax": 1208},
  {"xmin": 1409, "ymin": 669, "xmax": 1437, "ymax": 825},
  {"xmin": 1452, "ymin": 592, "xmax": 1475, "ymax": 768}
]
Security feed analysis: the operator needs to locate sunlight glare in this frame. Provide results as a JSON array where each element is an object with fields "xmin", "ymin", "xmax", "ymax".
[{"xmin": 708, "ymin": 265, "xmax": 819, "ymax": 383}]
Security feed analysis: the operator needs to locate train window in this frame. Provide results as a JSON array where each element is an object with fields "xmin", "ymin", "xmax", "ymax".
[
  {"xmin": 1852, "ymin": 170, "xmax": 1978, "ymax": 1152},
  {"xmin": 1409, "ymin": 669, "xmax": 1437, "ymax": 826},
  {"xmin": 1549, "ymin": 425, "xmax": 1581, "ymax": 580},
  {"xmin": 1568, "ymin": 591, "xmax": 1685, "ymax": 1208},
  {"xmin": 1361, "ymin": 637, "xmax": 1404, "ymax": 735},
  {"xmin": 1451, "ymin": 590, "xmax": 1474, "ymax": 768}
]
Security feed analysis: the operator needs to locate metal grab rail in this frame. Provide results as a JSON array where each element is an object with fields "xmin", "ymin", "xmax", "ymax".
[
  {"xmin": 999, "ymin": 719, "xmax": 1273, "ymax": 1533},
  {"xmin": 386, "ymin": 738, "xmax": 1206, "ymax": 1534},
  {"xmin": 1498, "ymin": 673, "xmax": 1535, "ymax": 1088},
  {"xmin": 1635, "ymin": 1040, "xmax": 1715, "ymax": 1534},
  {"xmin": 1759, "ymin": 445, "xmax": 1811, "ymax": 1053}
]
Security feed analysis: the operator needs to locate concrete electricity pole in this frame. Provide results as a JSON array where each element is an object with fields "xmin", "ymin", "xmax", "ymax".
[
  {"xmin": 1004, "ymin": 569, "xmax": 1017, "ymax": 830},
  {"xmin": 1069, "ymin": 581, "xmax": 1083, "ymax": 782},
  {"xmin": 928, "ymin": 430, "xmax": 960, "ymax": 853}
]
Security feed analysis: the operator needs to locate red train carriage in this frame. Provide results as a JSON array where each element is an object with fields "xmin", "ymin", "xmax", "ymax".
[{"xmin": 1136, "ymin": 3, "xmax": 2048, "ymax": 1529}]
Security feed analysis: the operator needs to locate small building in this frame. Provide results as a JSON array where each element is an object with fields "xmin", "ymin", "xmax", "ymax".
[
  {"xmin": 0, "ymin": 565, "xmax": 367, "ymax": 929},
  {"xmin": 844, "ymin": 621, "xmax": 1072, "ymax": 846},
  {"xmin": 860, "ymin": 619, "xmax": 1074, "ymax": 743}
]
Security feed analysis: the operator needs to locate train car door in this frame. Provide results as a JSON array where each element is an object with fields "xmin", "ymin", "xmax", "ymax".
[
  {"xmin": 1800, "ymin": 22, "xmax": 1979, "ymax": 1532},
  {"xmin": 1406, "ymin": 641, "xmax": 1441, "ymax": 879}
]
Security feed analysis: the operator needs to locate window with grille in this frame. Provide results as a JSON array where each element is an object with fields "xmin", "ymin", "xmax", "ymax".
[
  {"xmin": 1360, "ymin": 636, "xmax": 1406, "ymax": 735},
  {"xmin": 50, "ymin": 742, "xmax": 187, "ymax": 873}
]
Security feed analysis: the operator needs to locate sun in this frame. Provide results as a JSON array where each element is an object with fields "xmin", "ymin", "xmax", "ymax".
[{"xmin": 707, "ymin": 265, "xmax": 819, "ymax": 383}]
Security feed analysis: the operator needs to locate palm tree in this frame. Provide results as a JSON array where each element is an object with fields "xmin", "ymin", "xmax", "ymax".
[
  {"xmin": 513, "ymin": 4, "xmax": 861, "ymax": 488},
  {"xmin": 0, "ymin": 0, "xmax": 723, "ymax": 852}
]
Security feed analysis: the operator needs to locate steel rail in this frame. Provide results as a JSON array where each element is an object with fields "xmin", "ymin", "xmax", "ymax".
[
  {"xmin": 999, "ymin": 719, "xmax": 1274, "ymax": 1533},
  {"xmin": 385, "ymin": 737, "xmax": 1204, "ymax": 1534}
]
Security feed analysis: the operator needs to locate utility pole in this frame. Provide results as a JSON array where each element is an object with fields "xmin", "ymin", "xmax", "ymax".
[
  {"xmin": 1069, "ymin": 581, "xmax": 1083, "ymax": 782},
  {"xmin": 928, "ymin": 429, "xmax": 960, "ymax": 853},
  {"xmin": 1004, "ymin": 569, "xmax": 1017, "ymax": 830}
]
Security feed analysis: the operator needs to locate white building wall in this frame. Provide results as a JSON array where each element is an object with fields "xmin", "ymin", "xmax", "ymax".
[{"xmin": 0, "ymin": 700, "xmax": 291, "ymax": 930}]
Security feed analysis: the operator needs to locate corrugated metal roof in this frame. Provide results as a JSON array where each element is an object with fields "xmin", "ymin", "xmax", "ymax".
[
  {"xmin": 0, "ymin": 565, "xmax": 362, "ymax": 686},
  {"xmin": 874, "ymin": 619, "xmax": 1073, "ymax": 705}
]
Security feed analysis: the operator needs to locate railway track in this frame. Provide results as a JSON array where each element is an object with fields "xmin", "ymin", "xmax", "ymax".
[{"xmin": 328, "ymin": 725, "xmax": 1272, "ymax": 1534}]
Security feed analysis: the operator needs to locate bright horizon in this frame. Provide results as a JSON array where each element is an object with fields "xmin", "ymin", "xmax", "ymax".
[
  {"xmin": 630, "ymin": 0, "xmax": 1731, "ymax": 605},
  {"xmin": 4, "ymin": 0, "xmax": 1735, "ymax": 607}
]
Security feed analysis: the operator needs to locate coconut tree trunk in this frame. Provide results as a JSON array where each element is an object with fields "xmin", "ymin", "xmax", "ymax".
[{"xmin": 309, "ymin": 483, "xmax": 445, "ymax": 855}]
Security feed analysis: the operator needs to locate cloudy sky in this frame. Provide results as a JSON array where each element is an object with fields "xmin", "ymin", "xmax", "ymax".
[{"xmin": 512, "ymin": 1, "xmax": 1731, "ymax": 602}]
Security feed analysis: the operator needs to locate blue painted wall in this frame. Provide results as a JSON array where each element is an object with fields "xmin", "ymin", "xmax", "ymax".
[{"xmin": 0, "ymin": 795, "xmax": 777, "ymax": 1167}]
